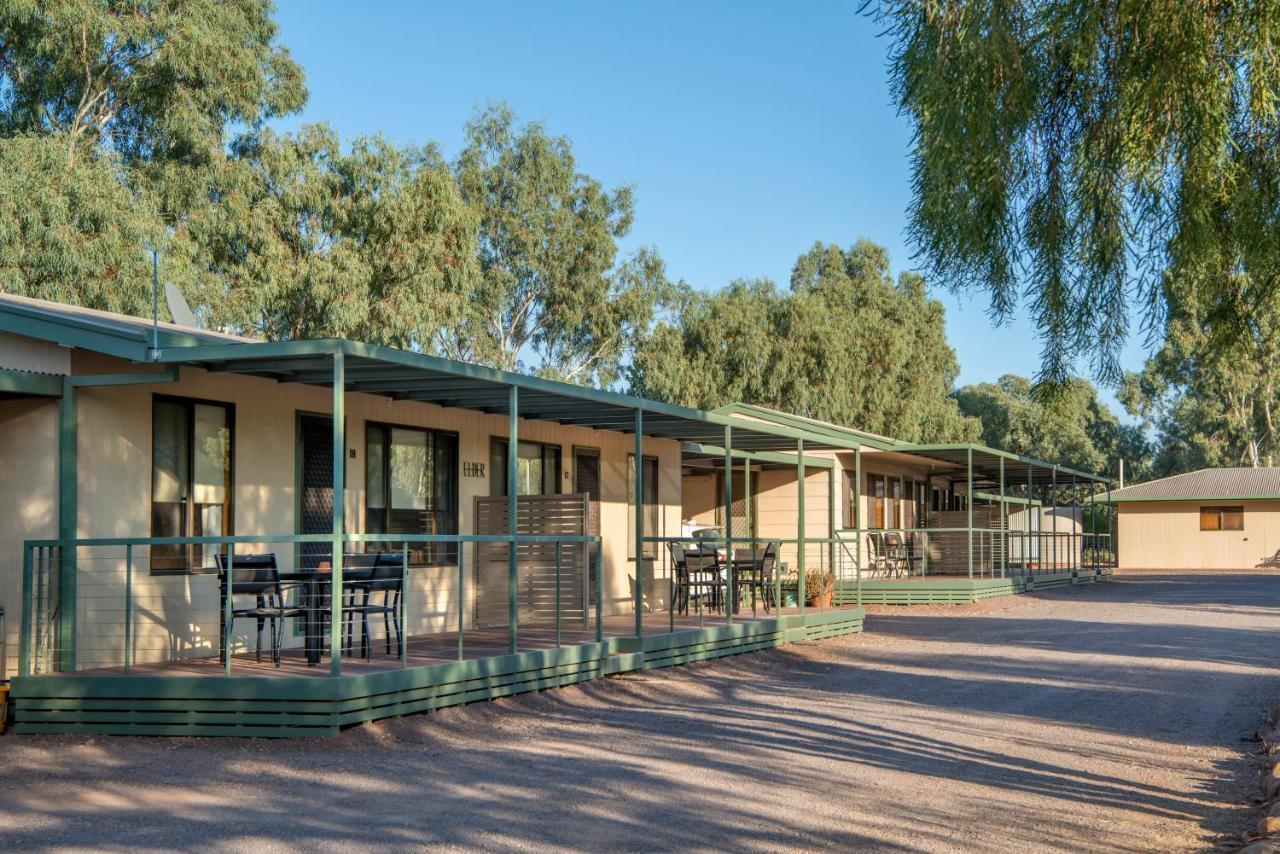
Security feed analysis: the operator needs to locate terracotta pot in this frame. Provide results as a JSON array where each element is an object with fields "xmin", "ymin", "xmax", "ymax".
[{"xmin": 807, "ymin": 590, "xmax": 834, "ymax": 609}]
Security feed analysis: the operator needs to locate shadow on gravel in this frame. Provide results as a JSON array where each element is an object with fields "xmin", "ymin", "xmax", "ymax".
[{"xmin": 1, "ymin": 573, "xmax": 1273, "ymax": 850}]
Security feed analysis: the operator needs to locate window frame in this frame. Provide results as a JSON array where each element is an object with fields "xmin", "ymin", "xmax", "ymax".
[
  {"xmin": 1199, "ymin": 505, "xmax": 1244, "ymax": 532},
  {"xmin": 489, "ymin": 436, "xmax": 562, "ymax": 497},
  {"xmin": 149, "ymin": 394, "xmax": 236, "ymax": 575},
  {"xmin": 364, "ymin": 420, "xmax": 459, "ymax": 565},
  {"xmin": 628, "ymin": 453, "xmax": 660, "ymax": 561}
]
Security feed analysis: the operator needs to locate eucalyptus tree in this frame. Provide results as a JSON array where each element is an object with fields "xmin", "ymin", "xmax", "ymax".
[
  {"xmin": 186, "ymin": 124, "xmax": 477, "ymax": 346},
  {"xmin": 446, "ymin": 104, "xmax": 674, "ymax": 386},
  {"xmin": 1121, "ymin": 278, "xmax": 1280, "ymax": 474},
  {"xmin": 954, "ymin": 374, "xmax": 1150, "ymax": 481},
  {"xmin": 874, "ymin": 1, "xmax": 1280, "ymax": 386},
  {"xmin": 0, "ymin": 0, "xmax": 305, "ymax": 169},
  {"xmin": 630, "ymin": 239, "xmax": 979, "ymax": 443},
  {"xmin": 0, "ymin": 134, "xmax": 163, "ymax": 315},
  {"xmin": 0, "ymin": 0, "xmax": 306, "ymax": 316}
]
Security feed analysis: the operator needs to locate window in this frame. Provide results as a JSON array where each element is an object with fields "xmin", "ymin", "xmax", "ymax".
[
  {"xmin": 628, "ymin": 454, "xmax": 659, "ymax": 559},
  {"xmin": 489, "ymin": 438, "xmax": 561, "ymax": 496},
  {"xmin": 151, "ymin": 397, "xmax": 233, "ymax": 573},
  {"xmin": 1200, "ymin": 505, "xmax": 1244, "ymax": 531},
  {"xmin": 866, "ymin": 474, "xmax": 891, "ymax": 529},
  {"xmin": 366, "ymin": 424, "xmax": 458, "ymax": 564}
]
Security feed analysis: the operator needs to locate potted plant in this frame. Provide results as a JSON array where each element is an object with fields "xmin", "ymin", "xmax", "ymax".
[{"xmin": 805, "ymin": 570, "xmax": 836, "ymax": 608}]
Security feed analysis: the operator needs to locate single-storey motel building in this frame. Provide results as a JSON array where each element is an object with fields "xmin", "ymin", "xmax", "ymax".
[
  {"xmin": 0, "ymin": 294, "xmax": 1111, "ymax": 736},
  {"xmin": 1102, "ymin": 468, "xmax": 1280, "ymax": 570}
]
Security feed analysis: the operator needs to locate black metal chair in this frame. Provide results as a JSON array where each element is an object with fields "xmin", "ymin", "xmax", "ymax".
[
  {"xmin": 866, "ymin": 532, "xmax": 889, "ymax": 577},
  {"xmin": 731, "ymin": 543, "xmax": 776, "ymax": 614},
  {"xmin": 682, "ymin": 545, "xmax": 721, "ymax": 613},
  {"xmin": 668, "ymin": 542, "xmax": 690, "ymax": 614},
  {"xmin": 883, "ymin": 531, "xmax": 910, "ymax": 578},
  {"xmin": 215, "ymin": 553, "xmax": 305, "ymax": 667},
  {"xmin": 345, "ymin": 552, "xmax": 404, "ymax": 659}
]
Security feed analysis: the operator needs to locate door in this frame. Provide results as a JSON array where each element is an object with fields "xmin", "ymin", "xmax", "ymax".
[
  {"xmin": 573, "ymin": 448, "xmax": 601, "ymax": 606},
  {"xmin": 718, "ymin": 471, "xmax": 754, "ymax": 541},
  {"xmin": 573, "ymin": 448, "xmax": 601, "ymax": 535},
  {"xmin": 297, "ymin": 414, "xmax": 333, "ymax": 569}
]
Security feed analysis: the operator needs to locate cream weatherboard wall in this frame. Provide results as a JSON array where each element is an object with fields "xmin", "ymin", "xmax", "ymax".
[
  {"xmin": 2, "ymin": 347, "xmax": 683, "ymax": 671},
  {"xmin": 1117, "ymin": 500, "xmax": 1280, "ymax": 570},
  {"xmin": 0, "ymin": 398, "xmax": 58, "ymax": 680}
]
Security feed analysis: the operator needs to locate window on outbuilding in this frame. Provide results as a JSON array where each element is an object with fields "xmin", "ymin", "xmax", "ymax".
[{"xmin": 1200, "ymin": 505, "xmax": 1244, "ymax": 531}]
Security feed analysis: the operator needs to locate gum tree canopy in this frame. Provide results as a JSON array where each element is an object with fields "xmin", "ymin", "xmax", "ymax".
[
  {"xmin": 630, "ymin": 239, "xmax": 978, "ymax": 443},
  {"xmin": 877, "ymin": 1, "xmax": 1280, "ymax": 385}
]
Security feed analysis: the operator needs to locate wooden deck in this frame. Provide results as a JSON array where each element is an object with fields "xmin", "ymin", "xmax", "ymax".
[
  {"xmin": 839, "ymin": 567, "xmax": 1111, "ymax": 605},
  {"xmin": 74, "ymin": 605, "xmax": 842, "ymax": 679},
  {"xmin": 10, "ymin": 606, "xmax": 867, "ymax": 737}
]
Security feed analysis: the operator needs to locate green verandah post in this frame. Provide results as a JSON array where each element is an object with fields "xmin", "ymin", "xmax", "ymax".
[
  {"xmin": 1051, "ymin": 465, "xmax": 1058, "ymax": 574},
  {"xmin": 1026, "ymin": 463, "xmax": 1033, "ymax": 576},
  {"xmin": 18, "ymin": 545, "xmax": 31, "ymax": 677},
  {"xmin": 1071, "ymin": 472, "xmax": 1078, "ymax": 576},
  {"xmin": 797, "ymin": 438, "xmax": 806, "ymax": 615},
  {"xmin": 998, "ymin": 457, "xmax": 1006, "ymax": 578},
  {"xmin": 1107, "ymin": 479, "xmax": 1116, "ymax": 571},
  {"xmin": 744, "ymin": 456, "xmax": 754, "ymax": 618},
  {"xmin": 966, "ymin": 447, "xmax": 974, "ymax": 580},
  {"xmin": 508, "ymin": 385, "xmax": 519, "ymax": 655},
  {"xmin": 57, "ymin": 377, "xmax": 76, "ymax": 672},
  {"xmin": 723, "ymin": 426, "xmax": 733, "ymax": 625},
  {"xmin": 123, "ymin": 543, "xmax": 133, "ymax": 674},
  {"xmin": 854, "ymin": 444, "xmax": 862, "ymax": 605},
  {"xmin": 401, "ymin": 543, "xmax": 409, "ymax": 667},
  {"xmin": 330, "ymin": 351, "xmax": 345, "ymax": 677},
  {"xmin": 634, "ymin": 408, "xmax": 644, "ymax": 637},
  {"xmin": 223, "ymin": 542, "xmax": 234, "ymax": 676},
  {"xmin": 457, "ymin": 542, "xmax": 466, "ymax": 661},
  {"xmin": 828, "ymin": 465, "xmax": 836, "ymax": 585}
]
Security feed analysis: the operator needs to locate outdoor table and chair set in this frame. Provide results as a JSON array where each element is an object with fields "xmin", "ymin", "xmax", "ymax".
[
  {"xmin": 665, "ymin": 540, "xmax": 779, "ymax": 616},
  {"xmin": 215, "ymin": 552, "xmax": 405, "ymax": 668}
]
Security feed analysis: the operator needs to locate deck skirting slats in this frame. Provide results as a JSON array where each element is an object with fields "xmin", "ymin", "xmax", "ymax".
[{"xmin": 11, "ymin": 609, "xmax": 867, "ymax": 738}]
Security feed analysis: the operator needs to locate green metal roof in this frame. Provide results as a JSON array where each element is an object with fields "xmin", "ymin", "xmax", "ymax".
[
  {"xmin": 891, "ymin": 443, "xmax": 1108, "ymax": 486},
  {"xmin": 151, "ymin": 338, "xmax": 854, "ymax": 451},
  {"xmin": 0, "ymin": 292, "xmax": 249, "ymax": 361},
  {"xmin": 711, "ymin": 403, "xmax": 900, "ymax": 450},
  {"xmin": 1101, "ymin": 467, "xmax": 1280, "ymax": 502},
  {"xmin": 0, "ymin": 294, "xmax": 860, "ymax": 450}
]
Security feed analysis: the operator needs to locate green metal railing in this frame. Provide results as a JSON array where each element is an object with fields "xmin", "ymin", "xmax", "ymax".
[
  {"xmin": 19, "ymin": 531, "xmax": 602, "ymax": 679},
  {"xmin": 637, "ymin": 535, "xmax": 854, "ymax": 636},
  {"xmin": 832, "ymin": 526, "xmax": 1116, "ymax": 581}
]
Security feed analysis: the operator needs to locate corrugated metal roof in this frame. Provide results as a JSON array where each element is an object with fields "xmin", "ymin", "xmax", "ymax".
[
  {"xmin": 0, "ymin": 292, "xmax": 254, "ymax": 362},
  {"xmin": 1103, "ymin": 467, "xmax": 1280, "ymax": 502}
]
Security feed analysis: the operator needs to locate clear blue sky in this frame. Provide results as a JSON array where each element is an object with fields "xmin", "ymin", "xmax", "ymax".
[{"xmin": 272, "ymin": 0, "xmax": 1147, "ymax": 412}]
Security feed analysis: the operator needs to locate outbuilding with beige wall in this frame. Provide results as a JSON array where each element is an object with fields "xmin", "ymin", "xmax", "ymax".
[{"xmin": 1105, "ymin": 468, "xmax": 1280, "ymax": 570}]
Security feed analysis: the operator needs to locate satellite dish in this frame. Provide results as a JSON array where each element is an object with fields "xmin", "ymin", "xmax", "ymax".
[{"xmin": 164, "ymin": 281, "xmax": 200, "ymax": 329}]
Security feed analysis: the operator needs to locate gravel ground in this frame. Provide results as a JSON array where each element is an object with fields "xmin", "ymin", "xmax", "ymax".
[{"xmin": 2, "ymin": 572, "xmax": 1278, "ymax": 853}]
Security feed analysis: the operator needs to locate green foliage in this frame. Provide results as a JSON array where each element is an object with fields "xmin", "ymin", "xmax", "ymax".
[
  {"xmin": 0, "ymin": 0, "xmax": 305, "ymax": 167},
  {"xmin": 446, "ymin": 104, "xmax": 675, "ymax": 385},
  {"xmin": 186, "ymin": 124, "xmax": 476, "ymax": 346},
  {"xmin": 630, "ymin": 239, "xmax": 979, "ymax": 443},
  {"xmin": 953, "ymin": 374, "xmax": 1150, "ymax": 480},
  {"xmin": 0, "ymin": 135, "xmax": 161, "ymax": 314},
  {"xmin": 875, "ymin": 1, "xmax": 1280, "ymax": 386},
  {"xmin": 1121, "ymin": 275, "xmax": 1280, "ymax": 474}
]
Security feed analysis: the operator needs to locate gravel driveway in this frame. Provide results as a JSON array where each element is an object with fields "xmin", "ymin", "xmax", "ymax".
[{"xmin": 1, "ymin": 572, "xmax": 1277, "ymax": 852}]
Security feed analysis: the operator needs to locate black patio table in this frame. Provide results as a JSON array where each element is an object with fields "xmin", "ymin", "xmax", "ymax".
[
  {"xmin": 218, "ymin": 565, "xmax": 374, "ymax": 666},
  {"xmin": 283, "ymin": 565, "xmax": 378, "ymax": 665}
]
